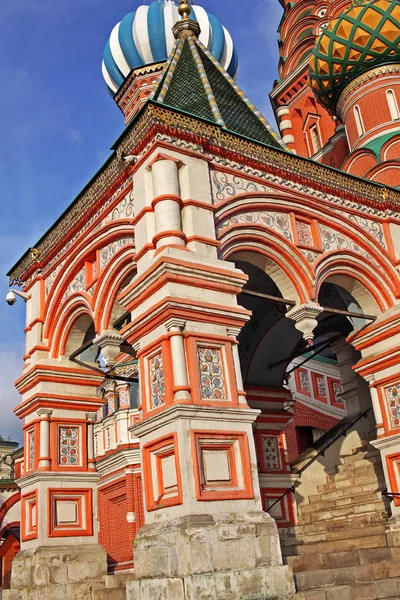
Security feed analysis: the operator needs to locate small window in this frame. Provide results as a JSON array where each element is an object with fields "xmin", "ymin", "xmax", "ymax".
[
  {"xmin": 318, "ymin": 22, "xmax": 329, "ymax": 34},
  {"xmin": 310, "ymin": 124, "xmax": 321, "ymax": 153},
  {"xmin": 354, "ymin": 105, "xmax": 364, "ymax": 136},
  {"xmin": 387, "ymin": 90, "xmax": 400, "ymax": 121}
]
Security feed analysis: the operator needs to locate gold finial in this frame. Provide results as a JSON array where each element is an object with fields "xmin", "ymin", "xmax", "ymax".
[{"xmin": 178, "ymin": 0, "xmax": 192, "ymax": 19}]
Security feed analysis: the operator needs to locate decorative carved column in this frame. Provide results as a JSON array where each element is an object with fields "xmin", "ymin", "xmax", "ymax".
[
  {"xmin": 86, "ymin": 412, "xmax": 96, "ymax": 472},
  {"xmin": 166, "ymin": 318, "xmax": 191, "ymax": 402},
  {"xmin": 37, "ymin": 408, "xmax": 52, "ymax": 470}
]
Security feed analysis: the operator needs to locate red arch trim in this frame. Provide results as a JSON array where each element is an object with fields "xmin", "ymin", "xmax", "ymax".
[
  {"xmin": 0, "ymin": 492, "xmax": 20, "ymax": 531},
  {"xmin": 315, "ymin": 263, "xmax": 390, "ymax": 312},
  {"xmin": 220, "ymin": 235, "xmax": 312, "ymax": 303}
]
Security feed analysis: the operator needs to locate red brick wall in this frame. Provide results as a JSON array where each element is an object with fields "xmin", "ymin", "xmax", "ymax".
[
  {"xmin": 285, "ymin": 402, "xmax": 339, "ymax": 463},
  {"xmin": 0, "ymin": 533, "xmax": 20, "ymax": 590},
  {"xmin": 98, "ymin": 470, "xmax": 144, "ymax": 572}
]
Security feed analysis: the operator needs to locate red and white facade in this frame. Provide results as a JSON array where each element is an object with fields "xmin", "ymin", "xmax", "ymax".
[{"xmin": 3, "ymin": 1, "xmax": 400, "ymax": 598}]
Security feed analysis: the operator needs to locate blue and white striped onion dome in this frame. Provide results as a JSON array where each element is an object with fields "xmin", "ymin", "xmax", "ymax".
[{"xmin": 102, "ymin": 0, "xmax": 238, "ymax": 96}]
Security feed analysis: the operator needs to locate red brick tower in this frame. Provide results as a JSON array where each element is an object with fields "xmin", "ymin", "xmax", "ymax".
[{"xmin": 270, "ymin": 0, "xmax": 351, "ymax": 166}]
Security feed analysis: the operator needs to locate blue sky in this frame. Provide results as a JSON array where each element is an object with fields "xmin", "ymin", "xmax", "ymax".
[{"xmin": 0, "ymin": 0, "xmax": 282, "ymax": 442}]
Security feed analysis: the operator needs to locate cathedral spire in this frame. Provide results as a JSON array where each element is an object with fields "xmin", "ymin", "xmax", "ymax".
[
  {"xmin": 173, "ymin": 0, "xmax": 200, "ymax": 39},
  {"xmin": 178, "ymin": 0, "xmax": 193, "ymax": 20}
]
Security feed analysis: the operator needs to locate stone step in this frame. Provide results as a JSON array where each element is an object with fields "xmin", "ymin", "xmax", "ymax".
[
  {"xmin": 309, "ymin": 483, "xmax": 385, "ymax": 504},
  {"xmin": 298, "ymin": 500, "xmax": 389, "ymax": 524},
  {"xmin": 294, "ymin": 560, "xmax": 400, "ymax": 591},
  {"xmin": 329, "ymin": 463, "xmax": 382, "ymax": 483},
  {"xmin": 336, "ymin": 457, "xmax": 382, "ymax": 471},
  {"xmin": 282, "ymin": 532, "xmax": 387, "ymax": 558},
  {"xmin": 342, "ymin": 450, "xmax": 380, "ymax": 465},
  {"xmin": 280, "ymin": 524, "xmax": 387, "ymax": 548},
  {"xmin": 286, "ymin": 547, "xmax": 400, "ymax": 574},
  {"xmin": 295, "ymin": 576, "xmax": 400, "ymax": 599},
  {"xmin": 300, "ymin": 491, "xmax": 384, "ymax": 514},
  {"xmin": 318, "ymin": 474, "xmax": 386, "ymax": 493},
  {"xmin": 279, "ymin": 511, "xmax": 387, "ymax": 539}
]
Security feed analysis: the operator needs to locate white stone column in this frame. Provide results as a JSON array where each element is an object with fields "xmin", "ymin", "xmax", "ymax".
[
  {"xmin": 166, "ymin": 318, "xmax": 191, "ymax": 402},
  {"xmin": 365, "ymin": 375, "xmax": 385, "ymax": 437},
  {"xmin": 228, "ymin": 328, "xmax": 247, "ymax": 406},
  {"xmin": 151, "ymin": 158, "xmax": 186, "ymax": 249},
  {"xmin": 86, "ymin": 413, "xmax": 96, "ymax": 471},
  {"xmin": 37, "ymin": 408, "xmax": 52, "ymax": 470},
  {"xmin": 332, "ymin": 338, "xmax": 376, "ymax": 446}
]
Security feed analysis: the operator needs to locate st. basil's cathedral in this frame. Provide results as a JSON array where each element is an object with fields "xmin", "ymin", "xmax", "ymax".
[{"xmin": 1, "ymin": 0, "xmax": 400, "ymax": 598}]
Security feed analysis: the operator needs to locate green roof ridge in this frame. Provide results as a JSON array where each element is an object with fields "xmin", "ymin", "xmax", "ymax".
[
  {"xmin": 150, "ymin": 31, "xmax": 286, "ymax": 150},
  {"xmin": 153, "ymin": 37, "xmax": 215, "ymax": 122},
  {"xmin": 196, "ymin": 40, "xmax": 284, "ymax": 148}
]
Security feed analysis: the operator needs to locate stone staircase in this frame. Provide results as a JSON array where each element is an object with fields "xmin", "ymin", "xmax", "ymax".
[{"xmin": 279, "ymin": 446, "xmax": 400, "ymax": 599}]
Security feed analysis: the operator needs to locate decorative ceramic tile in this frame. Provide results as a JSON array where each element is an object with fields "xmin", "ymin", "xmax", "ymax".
[
  {"xmin": 296, "ymin": 221, "xmax": 313, "ymax": 246},
  {"xmin": 28, "ymin": 430, "xmax": 35, "ymax": 470},
  {"xmin": 198, "ymin": 346, "xmax": 226, "ymax": 400},
  {"xmin": 107, "ymin": 395, "xmax": 115, "ymax": 416},
  {"xmin": 332, "ymin": 381, "xmax": 344, "ymax": 406},
  {"xmin": 386, "ymin": 383, "xmax": 400, "ymax": 428},
  {"xmin": 59, "ymin": 427, "xmax": 79, "ymax": 466},
  {"xmin": 299, "ymin": 369, "xmax": 310, "ymax": 393},
  {"xmin": 118, "ymin": 387, "xmax": 130, "ymax": 409},
  {"xmin": 262, "ymin": 436, "xmax": 281, "ymax": 470},
  {"xmin": 96, "ymin": 407, "xmax": 103, "ymax": 423},
  {"xmin": 150, "ymin": 353, "xmax": 165, "ymax": 408},
  {"xmin": 316, "ymin": 376, "xmax": 327, "ymax": 398}
]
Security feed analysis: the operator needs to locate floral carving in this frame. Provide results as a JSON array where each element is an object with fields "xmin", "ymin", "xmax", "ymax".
[
  {"xmin": 218, "ymin": 211, "xmax": 292, "ymax": 241},
  {"xmin": 319, "ymin": 226, "xmax": 376, "ymax": 263},
  {"xmin": 100, "ymin": 237, "xmax": 132, "ymax": 272},
  {"xmin": 296, "ymin": 221, "xmax": 313, "ymax": 246},
  {"xmin": 346, "ymin": 214, "xmax": 385, "ymax": 248},
  {"xmin": 211, "ymin": 170, "xmax": 272, "ymax": 203}
]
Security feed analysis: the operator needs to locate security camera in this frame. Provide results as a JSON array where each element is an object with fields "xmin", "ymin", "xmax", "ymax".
[
  {"xmin": 5, "ymin": 291, "xmax": 17, "ymax": 306},
  {"xmin": 121, "ymin": 151, "xmax": 137, "ymax": 164},
  {"xmin": 5, "ymin": 289, "xmax": 29, "ymax": 305}
]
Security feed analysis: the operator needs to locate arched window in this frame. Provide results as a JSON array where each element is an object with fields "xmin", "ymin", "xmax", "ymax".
[
  {"xmin": 387, "ymin": 89, "xmax": 400, "ymax": 121},
  {"xmin": 310, "ymin": 124, "xmax": 321, "ymax": 153},
  {"xmin": 354, "ymin": 105, "xmax": 364, "ymax": 136}
]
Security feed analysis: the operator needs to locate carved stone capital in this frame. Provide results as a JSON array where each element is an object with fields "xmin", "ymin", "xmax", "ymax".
[
  {"xmin": 165, "ymin": 317, "xmax": 186, "ymax": 333},
  {"xmin": 286, "ymin": 303, "xmax": 323, "ymax": 343},
  {"xmin": 94, "ymin": 329, "xmax": 124, "ymax": 368}
]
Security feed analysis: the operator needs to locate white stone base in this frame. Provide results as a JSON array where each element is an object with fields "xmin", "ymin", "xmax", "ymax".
[
  {"xmin": 4, "ymin": 544, "xmax": 110, "ymax": 600},
  {"xmin": 127, "ymin": 512, "xmax": 296, "ymax": 599}
]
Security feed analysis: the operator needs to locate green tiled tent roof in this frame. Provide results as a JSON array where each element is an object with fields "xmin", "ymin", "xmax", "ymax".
[{"xmin": 150, "ymin": 31, "xmax": 284, "ymax": 149}]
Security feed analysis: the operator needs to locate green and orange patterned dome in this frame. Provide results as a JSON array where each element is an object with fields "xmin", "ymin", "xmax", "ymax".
[{"xmin": 309, "ymin": 0, "xmax": 400, "ymax": 111}]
